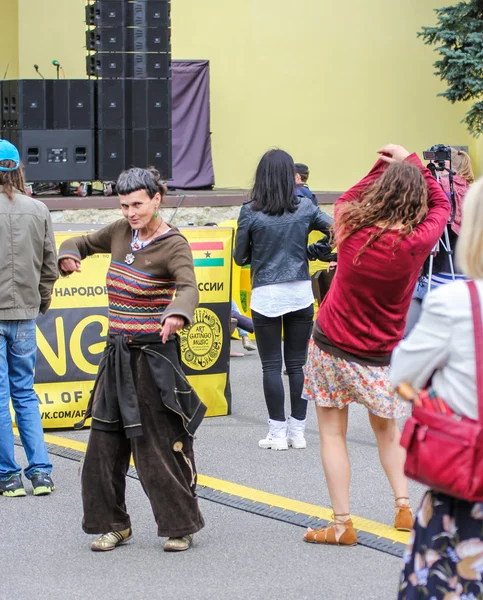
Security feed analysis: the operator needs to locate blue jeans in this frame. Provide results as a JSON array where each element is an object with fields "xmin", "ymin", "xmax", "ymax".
[{"xmin": 0, "ymin": 320, "xmax": 52, "ymax": 479}]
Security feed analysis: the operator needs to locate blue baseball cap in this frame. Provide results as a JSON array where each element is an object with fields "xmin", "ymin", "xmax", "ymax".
[{"xmin": 0, "ymin": 139, "xmax": 20, "ymax": 172}]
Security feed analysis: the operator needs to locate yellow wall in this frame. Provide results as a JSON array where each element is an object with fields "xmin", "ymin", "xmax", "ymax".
[
  {"xmin": 9, "ymin": 0, "xmax": 480, "ymax": 189},
  {"xmin": 0, "ymin": 1, "xmax": 19, "ymax": 80},
  {"xmin": 171, "ymin": 0, "xmax": 476, "ymax": 189},
  {"xmin": 17, "ymin": 0, "xmax": 86, "ymax": 80}
]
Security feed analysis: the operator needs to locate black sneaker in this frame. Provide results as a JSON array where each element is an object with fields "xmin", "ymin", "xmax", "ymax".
[
  {"xmin": 30, "ymin": 471, "xmax": 55, "ymax": 496},
  {"xmin": 0, "ymin": 474, "xmax": 27, "ymax": 497}
]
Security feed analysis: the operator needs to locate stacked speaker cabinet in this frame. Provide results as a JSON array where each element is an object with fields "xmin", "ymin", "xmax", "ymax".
[
  {"xmin": 1, "ymin": 80, "xmax": 95, "ymax": 182},
  {"xmin": 86, "ymin": 0, "xmax": 172, "ymax": 182}
]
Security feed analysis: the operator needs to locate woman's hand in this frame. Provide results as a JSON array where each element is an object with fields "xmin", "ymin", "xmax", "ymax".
[
  {"xmin": 160, "ymin": 315, "xmax": 186, "ymax": 343},
  {"xmin": 59, "ymin": 257, "xmax": 81, "ymax": 276},
  {"xmin": 377, "ymin": 144, "xmax": 410, "ymax": 164}
]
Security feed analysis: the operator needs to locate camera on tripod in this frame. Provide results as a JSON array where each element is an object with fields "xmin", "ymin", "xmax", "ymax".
[
  {"xmin": 422, "ymin": 143, "xmax": 456, "ymax": 289},
  {"xmin": 423, "ymin": 144, "xmax": 451, "ymax": 166}
]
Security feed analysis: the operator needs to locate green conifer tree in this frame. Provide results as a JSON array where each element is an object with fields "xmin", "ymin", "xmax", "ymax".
[{"xmin": 419, "ymin": 0, "xmax": 483, "ymax": 135}]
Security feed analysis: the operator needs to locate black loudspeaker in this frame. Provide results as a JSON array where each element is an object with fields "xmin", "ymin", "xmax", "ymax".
[
  {"xmin": 2, "ymin": 80, "xmax": 47, "ymax": 130},
  {"xmin": 96, "ymin": 128, "xmax": 171, "ymax": 181},
  {"xmin": 126, "ymin": 128, "xmax": 171, "ymax": 176},
  {"xmin": 86, "ymin": 26, "xmax": 169, "ymax": 52},
  {"xmin": 3, "ymin": 129, "xmax": 95, "ymax": 182},
  {"xmin": 1, "ymin": 80, "xmax": 94, "ymax": 131},
  {"xmin": 126, "ymin": 79, "xmax": 170, "ymax": 129},
  {"xmin": 86, "ymin": 52, "xmax": 169, "ymax": 78},
  {"xmin": 96, "ymin": 128, "xmax": 126, "ymax": 181},
  {"xmin": 86, "ymin": 2, "xmax": 170, "ymax": 28},
  {"xmin": 50, "ymin": 80, "xmax": 95, "ymax": 130},
  {"xmin": 96, "ymin": 80, "xmax": 126, "ymax": 129},
  {"xmin": 96, "ymin": 79, "xmax": 170, "ymax": 129}
]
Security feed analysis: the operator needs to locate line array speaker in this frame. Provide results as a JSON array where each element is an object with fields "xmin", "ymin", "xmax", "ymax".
[
  {"xmin": 86, "ymin": 52, "xmax": 169, "ymax": 78},
  {"xmin": 86, "ymin": 1, "xmax": 170, "ymax": 28},
  {"xmin": 86, "ymin": 26, "xmax": 170, "ymax": 53}
]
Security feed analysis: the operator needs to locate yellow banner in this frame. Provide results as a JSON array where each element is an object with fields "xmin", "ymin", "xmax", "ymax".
[{"xmin": 15, "ymin": 227, "xmax": 234, "ymax": 429}]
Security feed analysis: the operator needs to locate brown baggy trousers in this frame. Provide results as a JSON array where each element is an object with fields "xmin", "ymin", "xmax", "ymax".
[{"xmin": 81, "ymin": 350, "xmax": 205, "ymax": 538}]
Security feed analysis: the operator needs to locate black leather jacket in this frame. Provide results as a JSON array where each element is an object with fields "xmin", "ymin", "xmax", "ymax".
[{"xmin": 233, "ymin": 197, "xmax": 334, "ymax": 289}]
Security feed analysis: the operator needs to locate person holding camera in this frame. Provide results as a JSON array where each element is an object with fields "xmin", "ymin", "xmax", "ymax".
[
  {"xmin": 302, "ymin": 144, "xmax": 450, "ymax": 546},
  {"xmin": 234, "ymin": 149, "xmax": 333, "ymax": 450},
  {"xmin": 390, "ymin": 176, "xmax": 483, "ymax": 600},
  {"xmin": 405, "ymin": 147, "xmax": 474, "ymax": 335}
]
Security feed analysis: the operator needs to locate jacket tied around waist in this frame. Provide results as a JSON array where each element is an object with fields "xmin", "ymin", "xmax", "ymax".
[{"xmin": 75, "ymin": 333, "xmax": 206, "ymax": 438}]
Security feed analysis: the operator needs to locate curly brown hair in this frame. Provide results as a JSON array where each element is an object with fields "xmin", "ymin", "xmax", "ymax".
[
  {"xmin": 335, "ymin": 162, "xmax": 428, "ymax": 264},
  {"xmin": 0, "ymin": 160, "xmax": 27, "ymax": 200}
]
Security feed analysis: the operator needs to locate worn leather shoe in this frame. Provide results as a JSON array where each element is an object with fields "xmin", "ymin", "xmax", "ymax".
[
  {"xmin": 163, "ymin": 534, "xmax": 193, "ymax": 552},
  {"xmin": 91, "ymin": 528, "xmax": 133, "ymax": 552}
]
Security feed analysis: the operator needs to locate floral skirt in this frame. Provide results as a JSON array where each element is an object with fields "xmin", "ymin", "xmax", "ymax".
[
  {"xmin": 302, "ymin": 339, "xmax": 408, "ymax": 419},
  {"xmin": 398, "ymin": 490, "xmax": 483, "ymax": 599}
]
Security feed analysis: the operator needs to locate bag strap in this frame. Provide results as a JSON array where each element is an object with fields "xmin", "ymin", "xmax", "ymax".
[{"xmin": 466, "ymin": 280, "xmax": 483, "ymax": 423}]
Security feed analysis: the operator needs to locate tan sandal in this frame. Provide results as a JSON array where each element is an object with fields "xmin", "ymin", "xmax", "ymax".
[
  {"xmin": 304, "ymin": 513, "xmax": 358, "ymax": 546},
  {"xmin": 394, "ymin": 497, "xmax": 414, "ymax": 532}
]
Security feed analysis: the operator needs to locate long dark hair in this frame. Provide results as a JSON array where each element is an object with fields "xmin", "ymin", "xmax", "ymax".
[{"xmin": 251, "ymin": 149, "xmax": 298, "ymax": 216}]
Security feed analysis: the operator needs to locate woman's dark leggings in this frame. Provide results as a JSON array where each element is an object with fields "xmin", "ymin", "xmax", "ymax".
[{"xmin": 251, "ymin": 304, "xmax": 314, "ymax": 422}]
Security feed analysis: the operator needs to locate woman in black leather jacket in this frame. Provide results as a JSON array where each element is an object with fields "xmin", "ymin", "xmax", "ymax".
[{"xmin": 234, "ymin": 149, "xmax": 333, "ymax": 450}]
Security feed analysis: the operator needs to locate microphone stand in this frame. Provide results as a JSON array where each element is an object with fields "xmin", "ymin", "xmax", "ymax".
[{"xmin": 34, "ymin": 65, "xmax": 45, "ymax": 79}]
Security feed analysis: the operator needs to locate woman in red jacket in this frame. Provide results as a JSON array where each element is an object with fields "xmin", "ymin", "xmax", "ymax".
[{"xmin": 302, "ymin": 144, "xmax": 450, "ymax": 546}]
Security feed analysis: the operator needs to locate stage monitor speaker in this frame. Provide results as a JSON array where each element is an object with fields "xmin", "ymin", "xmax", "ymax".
[
  {"xmin": 96, "ymin": 79, "xmax": 170, "ymax": 130},
  {"xmin": 2, "ymin": 80, "xmax": 47, "ymax": 130},
  {"xmin": 49, "ymin": 80, "xmax": 95, "ymax": 130},
  {"xmin": 86, "ymin": 1, "xmax": 169, "ymax": 28},
  {"xmin": 86, "ymin": 26, "xmax": 169, "ymax": 53},
  {"xmin": 3, "ymin": 129, "xmax": 95, "ymax": 182},
  {"xmin": 87, "ymin": 52, "xmax": 170, "ymax": 78}
]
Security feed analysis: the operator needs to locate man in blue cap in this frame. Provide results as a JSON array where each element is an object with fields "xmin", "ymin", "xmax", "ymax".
[{"xmin": 0, "ymin": 140, "xmax": 58, "ymax": 497}]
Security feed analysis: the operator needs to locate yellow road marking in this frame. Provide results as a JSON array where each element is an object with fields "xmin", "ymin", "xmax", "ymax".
[{"xmin": 41, "ymin": 432, "xmax": 409, "ymax": 545}]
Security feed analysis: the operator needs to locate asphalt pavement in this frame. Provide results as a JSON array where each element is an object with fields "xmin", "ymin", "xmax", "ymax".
[{"xmin": 1, "ymin": 339, "xmax": 420, "ymax": 600}]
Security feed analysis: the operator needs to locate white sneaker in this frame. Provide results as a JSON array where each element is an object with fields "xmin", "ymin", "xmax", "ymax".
[
  {"xmin": 259, "ymin": 419, "xmax": 289, "ymax": 450},
  {"xmin": 287, "ymin": 416, "xmax": 307, "ymax": 449}
]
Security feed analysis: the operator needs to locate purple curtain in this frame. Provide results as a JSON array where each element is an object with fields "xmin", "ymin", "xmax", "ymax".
[{"xmin": 170, "ymin": 60, "xmax": 215, "ymax": 189}]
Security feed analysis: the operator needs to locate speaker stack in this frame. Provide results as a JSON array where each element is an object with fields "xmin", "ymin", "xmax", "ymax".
[{"xmin": 86, "ymin": 0, "xmax": 172, "ymax": 182}]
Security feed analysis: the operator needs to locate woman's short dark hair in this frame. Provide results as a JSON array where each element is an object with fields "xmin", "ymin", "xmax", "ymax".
[
  {"xmin": 251, "ymin": 149, "xmax": 298, "ymax": 216},
  {"xmin": 116, "ymin": 166, "xmax": 167, "ymax": 199}
]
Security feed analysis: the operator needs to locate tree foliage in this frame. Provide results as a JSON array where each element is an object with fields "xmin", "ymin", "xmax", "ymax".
[{"xmin": 418, "ymin": 0, "xmax": 483, "ymax": 135}]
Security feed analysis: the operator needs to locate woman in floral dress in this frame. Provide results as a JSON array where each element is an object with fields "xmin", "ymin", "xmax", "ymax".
[{"xmin": 302, "ymin": 144, "xmax": 450, "ymax": 546}]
